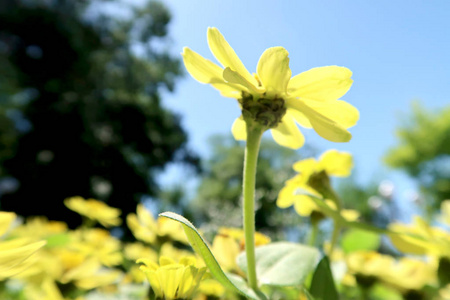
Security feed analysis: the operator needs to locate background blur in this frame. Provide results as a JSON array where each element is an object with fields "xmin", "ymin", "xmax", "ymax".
[{"xmin": 0, "ymin": 0, "xmax": 449, "ymax": 238}]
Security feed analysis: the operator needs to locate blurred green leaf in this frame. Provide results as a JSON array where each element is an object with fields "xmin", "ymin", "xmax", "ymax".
[
  {"xmin": 237, "ymin": 242, "xmax": 320, "ymax": 287},
  {"xmin": 45, "ymin": 233, "xmax": 71, "ymax": 248},
  {"xmin": 438, "ymin": 257, "xmax": 450, "ymax": 286},
  {"xmin": 159, "ymin": 211, "xmax": 266, "ymax": 300},
  {"xmin": 309, "ymin": 256, "xmax": 338, "ymax": 300},
  {"xmin": 341, "ymin": 228, "xmax": 381, "ymax": 254}
]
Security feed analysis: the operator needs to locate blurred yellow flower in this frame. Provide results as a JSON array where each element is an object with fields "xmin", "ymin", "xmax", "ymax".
[
  {"xmin": 64, "ymin": 196, "xmax": 121, "ymax": 227},
  {"xmin": 71, "ymin": 228, "xmax": 123, "ymax": 267},
  {"xmin": 439, "ymin": 200, "xmax": 450, "ymax": 226},
  {"xmin": 211, "ymin": 227, "xmax": 270, "ymax": 273},
  {"xmin": 23, "ymin": 277, "xmax": 64, "ymax": 300},
  {"xmin": 389, "ymin": 216, "xmax": 450, "ymax": 258},
  {"xmin": 0, "ymin": 211, "xmax": 16, "ymax": 236},
  {"xmin": 159, "ymin": 242, "xmax": 197, "ymax": 264},
  {"xmin": 11, "ymin": 216, "xmax": 68, "ymax": 240},
  {"xmin": 382, "ymin": 257, "xmax": 436, "ymax": 292},
  {"xmin": 196, "ymin": 278, "xmax": 226, "ymax": 299},
  {"xmin": 138, "ymin": 256, "xmax": 206, "ymax": 300},
  {"xmin": 124, "ymin": 242, "xmax": 158, "ymax": 262},
  {"xmin": 127, "ymin": 204, "xmax": 188, "ymax": 244},
  {"xmin": 0, "ymin": 212, "xmax": 46, "ymax": 279},
  {"xmin": 277, "ymin": 150, "xmax": 355, "ymax": 217},
  {"xmin": 346, "ymin": 250, "xmax": 393, "ymax": 279},
  {"xmin": 0, "ymin": 238, "xmax": 47, "ymax": 279},
  {"xmin": 346, "ymin": 250, "xmax": 436, "ymax": 292},
  {"xmin": 183, "ymin": 27, "xmax": 359, "ymax": 149},
  {"xmin": 439, "ymin": 284, "xmax": 450, "ymax": 300},
  {"xmin": 60, "ymin": 258, "xmax": 122, "ymax": 290}
]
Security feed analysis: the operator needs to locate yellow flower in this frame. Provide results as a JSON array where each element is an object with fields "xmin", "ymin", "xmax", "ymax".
[
  {"xmin": 124, "ymin": 242, "xmax": 158, "ymax": 262},
  {"xmin": 138, "ymin": 256, "xmax": 206, "ymax": 300},
  {"xmin": 60, "ymin": 258, "xmax": 122, "ymax": 290},
  {"xmin": 11, "ymin": 216, "xmax": 68, "ymax": 240},
  {"xmin": 211, "ymin": 227, "xmax": 270, "ymax": 273},
  {"xmin": 277, "ymin": 150, "xmax": 354, "ymax": 217},
  {"xmin": 382, "ymin": 257, "xmax": 436, "ymax": 292},
  {"xmin": 346, "ymin": 251, "xmax": 393, "ymax": 278},
  {"xmin": 439, "ymin": 200, "xmax": 450, "ymax": 226},
  {"xmin": 127, "ymin": 204, "xmax": 188, "ymax": 244},
  {"xmin": 182, "ymin": 27, "xmax": 359, "ymax": 149},
  {"xmin": 0, "ymin": 211, "xmax": 16, "ymax": 236},
  {"xmin": 345, "ymin": 251, "xmax": 436, "ymax": 292},
  {"xmin": 0, "ymin": 212, "xmax": 46, "ymax": 279},
  {"xmin": 389, "ymin": 216, "xmax": 450, "ymax": 258},
  {"xmin": 439, "ymin": 284, "xmax": 450, "ymax": 300},
  {"xmin": 23, "ymin": 278, "xmax": 65, "ymax": 300},
  {"xmin": 64, "ymin": 196, "xmax": 122, "ymax": 227},
  {"xmin": 71, "ymin": 228, "xmax": 123, "ymax": 267}
]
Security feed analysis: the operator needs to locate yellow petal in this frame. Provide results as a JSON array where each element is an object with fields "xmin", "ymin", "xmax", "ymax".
[
  {"xmin": 207, "ymin": 28, "xmax": 257, "ymax": 86},
  {"xmin": 292, "ymin": 158, "xmax": 319, "ymax": 173},
  {"xmin": 288, "ymin": 66, "xmax": 353, "ymax": 101},
  {"xmin": 319, "ymin": 150, "xmax": 353, "ymax": 177},
  {"xmin": 0, "ymin": 239, "xmax": 46, "ymax": 277},
  {"xmin": 223, "ymin": 67, "xmax": 260, "ymax": 93},
  {"xmin": 182, "ymin": 47, "xmax": 225, "ymax": 84},
  {"xmin": 0, "ymin": 212, "xmax": 16, "ymax": 236},
  {"xmin": 293, "ymin": 195, "xmax": 317, "ymax": 216},
  {"xmin": 256, "ymin": 47, "xmax": 291, "ymax": 93},
  {"xmin": 306, "ymin": 100, "xmax": 359, "ymax": 128},
  {"xmin": 287, "ymin": 99, "xmax": 352, "ymax": 142},
  {"xmin": 270, "ymin": 113, "xmax": 305, "ymax": 149},
  {"xmin": 276, "ymin": 184, "xmax": 297, "ymax": 208},
  {"xmin": 211, "ymin": 83, "xmax": 242, "ymax": 98},
  {"xmin": 146, "ymin": 270, "xmax": 163, "ymax": 298},
  {"xmin": 231, "ymin": 116, "xmax": 247, "ymax": 141},
  {"xmin": 287, "ymin": 107, "xmax": 312, "ymax": 128}
]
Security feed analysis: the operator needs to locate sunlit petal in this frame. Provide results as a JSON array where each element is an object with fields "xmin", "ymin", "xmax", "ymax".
[
  {"xmin": 288, "ymin": 100, "xmax": 352, "ymax": 142},
  {"xmin": 182, "ymin": 47, "xmax": 225, "ymax": 84},
  {"xmin": 211, "ymin": 83, "xmax": 242, "ymax": 98},
  {"xmin": 207, "ymin": 28, "xmax": 257, "ymax": 86},
  {"xmin": 276, "ymin": 184, "xmax": 297, "ymax": 208},
  {"xmin": 257, "ymin": 47, "xmax": 291, "ymax": 93},
  {"xmin": 270, "ymin": 113, "xmax": 304, "ymax": 149},
  {"xmin": 223, "ymin": 67, "xmax": 261, "ymax": 93},
  {"xmin": 288, "ymin": 66, "xmax": 353, "ymax": 101},
  {"xmin": 306, "ymin": 100, "xmax": 359, "ymax": 128},
  {"xmin": 231, "ymin": 116, "xmax": 247, "ymax": 141},
  {"xmin": 319, "ymin": 150, "xmax": 353, "ymax": 177},
  {"xmin": 293, "ymin": 196, "xmax": 317, "ymax": 217},
  {"xmin": 287, "ymin": 106, "xmax": 312, "ymax": 128}
]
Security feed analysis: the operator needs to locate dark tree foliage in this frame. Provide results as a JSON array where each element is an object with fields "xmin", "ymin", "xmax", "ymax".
[{"xmin": 0, "ymin": 0, "xmax": 199, "ymax": 228}]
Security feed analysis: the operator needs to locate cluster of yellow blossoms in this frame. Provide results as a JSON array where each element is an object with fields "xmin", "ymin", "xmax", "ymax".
[{"xmin": 0, "ymin": 196, "xmax": 272, "ymax": 299}]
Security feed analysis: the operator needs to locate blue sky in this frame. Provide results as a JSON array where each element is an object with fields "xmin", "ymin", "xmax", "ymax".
[{"xmin": 157, "ymin": 0, "xmax": 450, "ymax": 208}]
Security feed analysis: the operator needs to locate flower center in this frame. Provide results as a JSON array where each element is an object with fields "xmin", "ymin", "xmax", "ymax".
[{"xmin": 239, "ymin": 92, "xmax": 286, "ymax": 129}]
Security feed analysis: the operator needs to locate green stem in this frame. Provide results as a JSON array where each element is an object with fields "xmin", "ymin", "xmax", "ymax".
[
  {"xmin": 328, "ymin": 221, "xmax": 341, "ymax": 257},
  {"xmin": 242, "ymin": 124, "xmax": 264, "ymax": 290},
  {"xmin": 309, "ymin": 220, "xmax": 319, "ymax": 246}
]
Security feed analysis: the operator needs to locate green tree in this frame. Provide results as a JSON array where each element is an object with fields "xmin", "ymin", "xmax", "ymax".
[
  {"xmin": 384, "ymin": 102, "xmax": 450, "ymax": 213},
  {"xmin": 188, "ymin": 134, "xmax": 316, "ymax": 240},
  {"xmin": 0, "ymin": 0, "xmax": 199, "ymax": 228}
]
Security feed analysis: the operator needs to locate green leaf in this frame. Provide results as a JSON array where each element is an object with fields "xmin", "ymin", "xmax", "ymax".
[
  {"xmin": 305, "ymin": 192, "xmax": 391, "ymax": 235},
  {"xmin": 159, "ymin": 211, "xmax": 266, "ymax": 300},
  {"xmin": 237, "ymin": 242, "xmax": 320, "ymax": 287},
  {"xmin": 302, "ymin": 287, "xmax": 316, "ymax": 300},
  {"xmin": 309, "ymin": 256, "xmax": 339, "ymax": 300},
  {"xmin": 45, "ymin": 233, "xmax": 71, "ymax": 247},
  {"xmin": 438, "ymin": 256, "xmax": 450, "ymax": 286},
  {"xmin": 341, "ymin": 228, "xmax": 380, "ymax": 254}
]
